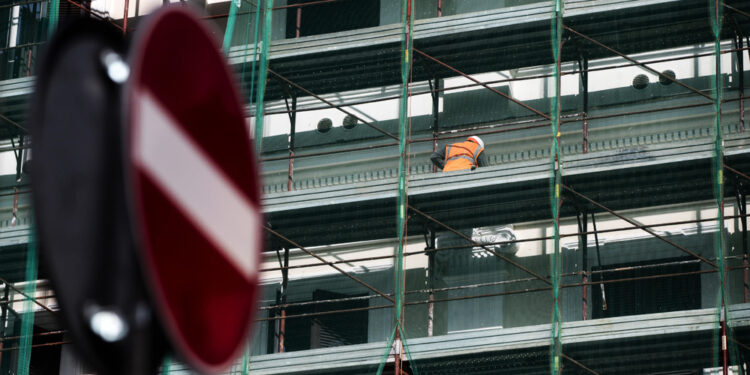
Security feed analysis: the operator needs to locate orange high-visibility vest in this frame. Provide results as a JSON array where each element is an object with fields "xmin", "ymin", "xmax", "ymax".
[{"xmin": 443, "ymin": 140, "xmax": 484, "ymax": 172}]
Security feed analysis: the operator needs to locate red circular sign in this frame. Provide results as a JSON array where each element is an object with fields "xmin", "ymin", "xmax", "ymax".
[{"xmin": 126, "ymin": 7, "xmax": 262, "ymax": 372}]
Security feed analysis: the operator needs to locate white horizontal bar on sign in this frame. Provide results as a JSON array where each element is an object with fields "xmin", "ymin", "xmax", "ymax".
[{"xmin": 133, "ymin": 91, "xmax": 259, "ymax": 281}]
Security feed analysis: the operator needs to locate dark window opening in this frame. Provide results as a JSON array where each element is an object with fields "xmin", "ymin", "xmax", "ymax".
[
  {"xmin": 0, "ymin": 322, "xmax": 62, "ymax": 374},
  {"xmin": 28, "ymin": 326, "xmax": 62, "ymax": 375},
  {"xmin": 0, "ymin": 3, "xmax": 46, "ymax": 80},
  {"xmin": 275, "ymin": 289, "xmax": 368, "ymax": 352},
  {"xmin": 59, "ymin": 0, "xmax": 93, "ymax": 25},
  {"xmin": 0, "ymin": 245, "xmax": 33, "ymax": 284},
  {"xmin": 285, "ymin": 0, "xmax": 380, "ymax": 39},
  {"xmin": 592, "ymin": 257, "xmax": 701, "ymax": 319}
]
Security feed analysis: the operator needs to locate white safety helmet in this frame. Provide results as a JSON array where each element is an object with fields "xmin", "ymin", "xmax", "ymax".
[{"xmin": 467, "ymin": 135, "xmax": 484, "ymax": 149}]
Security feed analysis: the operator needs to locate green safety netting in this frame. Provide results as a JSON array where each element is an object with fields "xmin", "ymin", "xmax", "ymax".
[
  {"xmin": 218, "ymin": 0, "xmax": 748, "ymax": 374},
  {"xmin": 17, "ymin": 228, "xmax": 37, "ymax": 375},
  {"xmin": 2, "ymin": 0, "xmax": 750, "ymax": 374},
  {"xmin": 0, "ymin": 0, "xmax": 54, "ymax": 371}
]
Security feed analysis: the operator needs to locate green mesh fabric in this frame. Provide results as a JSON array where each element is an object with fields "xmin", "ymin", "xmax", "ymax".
[
  {"xmin": 160, "ymin": 355, "xmax": 171, "ymax": 374},
  {"xmin": 17, "ymin": 230, "xmax": 37, "ymax": 375},
  {"xmin": 252, "ymin": 0, "xmax": 273, "ymax": 154},
  {"xmin": 221, "ymin": 0, "xmax": 239, "ymax": 53},
  {"xmin": 710, "ymin": 1, "xmax": 744, "ymax": 373},
  {"xmin": 377, "ymin": 1, "xmax": 413, "ymax": 372},
  {"xmin": 47, "ymin": 0, "xmax": 58, "ymax": 38},
  {"xmin": 549, "ymin": 2, "xmax": 564, "ymax": 374}
]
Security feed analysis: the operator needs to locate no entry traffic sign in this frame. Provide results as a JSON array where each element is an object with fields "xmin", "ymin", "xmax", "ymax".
[{"xmin": 125, "ymin": 7, "xmax": 262, "ymax": 372}]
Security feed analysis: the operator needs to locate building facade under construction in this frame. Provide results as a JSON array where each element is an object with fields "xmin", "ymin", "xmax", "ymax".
[{"xmin": 1, "ymin": 0, "xmax": 750, "ymax": 374}]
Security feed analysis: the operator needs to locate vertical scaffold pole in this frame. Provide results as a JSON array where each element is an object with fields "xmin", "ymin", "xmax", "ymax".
[
  {"xmin": 550, "ymin": 1, "xmax": 564, "ymax": 374},
  {"xmin": 287, "ymin": 94, "xmax": 297, "ymax": 192},
  {"xmin": 577, "ymin": 211, "xmax": 588, "ymax": 320},
  {"xmin": 122, "ymin": 0, "xmax": 129, "ymax": 35},
  {"xmin": 431, "ymin": 77, "xmax": 439, "ymax": 173},
  {"xmin": 580, "ymin": 56, "xmax": 589, "ymax": 153},
  {"xmin": 743, "ymin": 190, "xmax": 749, "ymax": 303},
  {"xmin": 0, "ymin": 285, "xmax": 9, "ymax": 369},
  {"xmin": 427, "ymin": 228, "xmax": 436, "ymax": 337},
  {"xmin": 277, "ymin": 247, "xmax": 289, "ymax": 353},
  {"xmin": 737, "ymin": 36, "xmax": 744, "ymax": 132},
  {"xmin": 735, "ymin": 176, "xmax": 748, "ymax": 302},
  {"xmin": 295, "ymin": 7, "xmax": 301, "ymax": 38},
  {"xmin": 286, "ymin": 4, "xmax": 302, "ymax": 191}
]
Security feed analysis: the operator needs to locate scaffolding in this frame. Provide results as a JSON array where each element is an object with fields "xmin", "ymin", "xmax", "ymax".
[{"xmin": 1, "ymin": 0, "xmax": 750, "ymax": 374}]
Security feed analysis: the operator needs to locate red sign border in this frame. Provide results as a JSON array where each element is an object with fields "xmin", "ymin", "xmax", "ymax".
[{"xmin": 123, "ymin": 6, "xmax": 262, "ymax": 373}]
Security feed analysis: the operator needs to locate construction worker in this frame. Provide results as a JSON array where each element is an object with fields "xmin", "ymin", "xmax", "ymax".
[{"xmin": 430, "ymin": 135, "xmax": 488, "ymax": 172}]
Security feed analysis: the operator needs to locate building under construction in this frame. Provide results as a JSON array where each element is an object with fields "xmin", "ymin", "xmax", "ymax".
[{"xmin": 2, "ymin": 0, "xmax": 750, "ymax": 373}]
